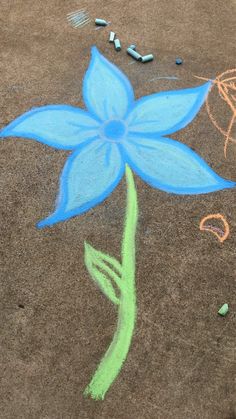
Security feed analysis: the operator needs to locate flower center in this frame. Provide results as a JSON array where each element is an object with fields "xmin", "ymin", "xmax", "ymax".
[{"xmin": 103, "ymin": 119, "xmax": 126, "ymax": 142}]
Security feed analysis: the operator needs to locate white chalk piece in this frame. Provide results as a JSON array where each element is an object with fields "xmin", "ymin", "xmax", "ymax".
[{"xmin": 109, "ymin": 31, "xmax": 116, "ymax": 42}]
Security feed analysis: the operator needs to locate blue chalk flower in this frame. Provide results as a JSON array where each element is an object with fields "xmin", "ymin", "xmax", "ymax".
[{"xmin": 1, "ymin": 47, "xmax": 234, "ymax": 227}]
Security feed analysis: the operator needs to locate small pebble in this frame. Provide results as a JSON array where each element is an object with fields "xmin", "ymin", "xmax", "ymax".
[
  {"xmin": 129, "ymin": 44, "xmax": 136, "ymax": 50},
  {"xmin": 142, "ymin": 54, "xmax": 154, "ymax": 63},
  {"xmin": 95, "ymin": 18, "xmax": 108, "ymax": 26},
  {"xmin": 114, "ymin": 39, "xmax": 121, "ymax": 51},
  {"xmin": 218, "ymin": 303, "xmax": 229, "ymax": 317},
  {"xmin": 176, "ymin": 58, "xmax": 183, "ymax": 65},
  {"xmin": 127, "ymin": 47, "xmax": 142, "ymax": 61},
  {"xmin": 109, "ymin": 31, "xmax": 116, "ymax": 42}
]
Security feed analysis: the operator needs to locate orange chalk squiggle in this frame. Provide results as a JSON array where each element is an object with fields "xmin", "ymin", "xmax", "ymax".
[{"xmin": 199, "ymin": 213, "xmax": 230, "ymax": 243}]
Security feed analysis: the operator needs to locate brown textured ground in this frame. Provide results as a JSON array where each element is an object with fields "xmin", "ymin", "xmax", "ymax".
[{"xmin": 0, "ymin": 1, "xmax": 236, "ymax": 418}]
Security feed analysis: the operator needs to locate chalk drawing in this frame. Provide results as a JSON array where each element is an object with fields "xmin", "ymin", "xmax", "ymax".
[
  {"xmin": 149, "ymin": 76, "xmax": 179, "ymax": 81},
  {"xmin": 195, "ymin": 69, "xmax": 236, "ymax": 157},
  {"xmin": 67, "ymin": 9, "xmax": 90, "ymax": 28},
  {"xmin": 200, "ymin": 213, "xmax": 230, "ymax": 243},
  {"xmin": 84, "ymin": 164, "xmax": 138, "ymax": 399},
  {"xmin": 0, "ymin": 47, "xmax": 235, "ymax": 400}
]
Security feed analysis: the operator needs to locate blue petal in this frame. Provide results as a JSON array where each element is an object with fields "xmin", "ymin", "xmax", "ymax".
[
  {"xmin": 38, "ymin": 139, "xmax": 124, "ymax": 227},
  {"xmin": 0, "ymin": 105, "xmax": 100, "ymax": 150},
  {"xmin": 83, "ymin": 47, "xmax": 134, "ymax": 121},
  {"xmin": 121, "ymin": 136, "xmax": 235, "ymax": 194},
  {"xmin": 126, "ymin": 82, "xmax": 212, "ymax": 136}
]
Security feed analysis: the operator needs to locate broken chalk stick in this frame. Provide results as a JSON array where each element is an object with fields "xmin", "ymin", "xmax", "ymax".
[
  {"xmin": 218, "ymin": 303, "xmax": 229, "ymax": 317},
  {"xmin": 142, "ymin": 54, "xmax": 154, "ymax": 63},
  {"xmin": 114, "ymin": 38, "xmax": 121, "ymax": 51},
  {"xmin": 127, "ymin": 47, "xmax": 142, "ymax": 61},
  {"xmin": 95, "ymin": 18, "xmax": 108, "ymax": 26},
  {"xmin": 109, "ymin": 31, "xmax": 116, "ymax": 42}
]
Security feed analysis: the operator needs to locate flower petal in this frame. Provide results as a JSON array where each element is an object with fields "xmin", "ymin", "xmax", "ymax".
[
  {"xmin": 0, "ymin": 105, "xmax": 100, "ymax": 150},
  {"xmin": 83, "ymin": 47, "xmax": 134, "ymax": 121},
  {"xmin": 126, "ymin": 82, "xmax": 212, "ymax": 136},
  {"xmin": 122, "ymin": 136, "xmax": 235, "ymax": 194},
  {"xmin": 38, "ymin": 139, "xmax": 124, "ymax": 227}
]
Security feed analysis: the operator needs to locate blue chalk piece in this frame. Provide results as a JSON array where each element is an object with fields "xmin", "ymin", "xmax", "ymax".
[{"xmin": 176, "ymin": 58, "xmax": 183, "ymax": 65}]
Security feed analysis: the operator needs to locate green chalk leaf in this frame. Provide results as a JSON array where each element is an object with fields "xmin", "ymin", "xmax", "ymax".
[{"xmin": 84, "ymin": 242, "xmax": 123, "ymax": 305}]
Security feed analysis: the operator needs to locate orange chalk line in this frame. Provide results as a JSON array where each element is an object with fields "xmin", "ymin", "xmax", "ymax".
[
  {"xmin": 199, "ymin": 213, "xmax": 230, "ymax": 243},
  {"xmin": 223, "ymin": 77, "xmax": 236, "ymax": 83},
  {"xmin": 205, "ymin": 98, "xmax": 235, "ymax": 143},
  {"xmin": 204, "ymin": 225, "xmax": 225, "ymax": 236},
  {"xmin": 194, "ymin": 70, "xmax": 236, "ymax": 157},
  {"xmin": 220, "ymin": 68, "xmax": 236, "ymax": 79},
  {"xmin": 224, "ymin": 114, "xmax": 236, "ymax": 158},
  {"xmin": 218, "ymin": 82, "xmax": 235, "ymax": 115},
  {"xmin": 217, "ymin": 79, "xmax": 236, "ymax": 157}
]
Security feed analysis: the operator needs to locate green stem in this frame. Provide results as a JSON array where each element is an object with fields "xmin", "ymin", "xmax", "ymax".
[{"xmin": 84, "ymin": 164, "xmax": 138, "ymax": 400}]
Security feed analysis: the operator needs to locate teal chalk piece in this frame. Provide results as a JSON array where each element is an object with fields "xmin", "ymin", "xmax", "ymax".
[
  {"xmin": 114, "ymin": 39, "xmax": 121, "ymax": 51},
  {"xmin": 127, "ymin": 47, "xmax": 142, "ymax": 61},
  {"xmin": 95, "ymin": 18, "xmax": 107, "ymax": 26},
  {"xmin": 129, "ymin": 44, "xmax": 136, "ymax": 50},
  {"xmin": 109, "ymin": 31, "xmax": 116, "ymax": 42},
  {"xmin": 218, "ymin": 303, "xmax": 229, "ymax": 317},
  {"xmin": 142, "ymin": 54, "xmax": 154, "ymax": 63}
]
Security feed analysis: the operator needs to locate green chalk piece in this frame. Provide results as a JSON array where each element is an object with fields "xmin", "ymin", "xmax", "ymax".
[
  {"xmin": 218, "ymin": 303, "xmax": 229, "ymax": 316},
  {"xmin": 95, "ymin": 18, "xmax": 108, "ymax": 26},
  {"xmin": 142, "ymin": 54, "xmax": 154, "ymax": 63},
  {"xmin": 109, "ymin": 31, "xmax": 116, "ymax": 42},
  {"xmin": 114, "ymin": 38, "xmax": 121, "ymax": 51},
  {"xmin": 129, "ymin": 44, "xmax": 136, "ymax": 50},
  {"xmin": 127, "ymin": 47, "xmax": 142, "ymax": 61}
]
